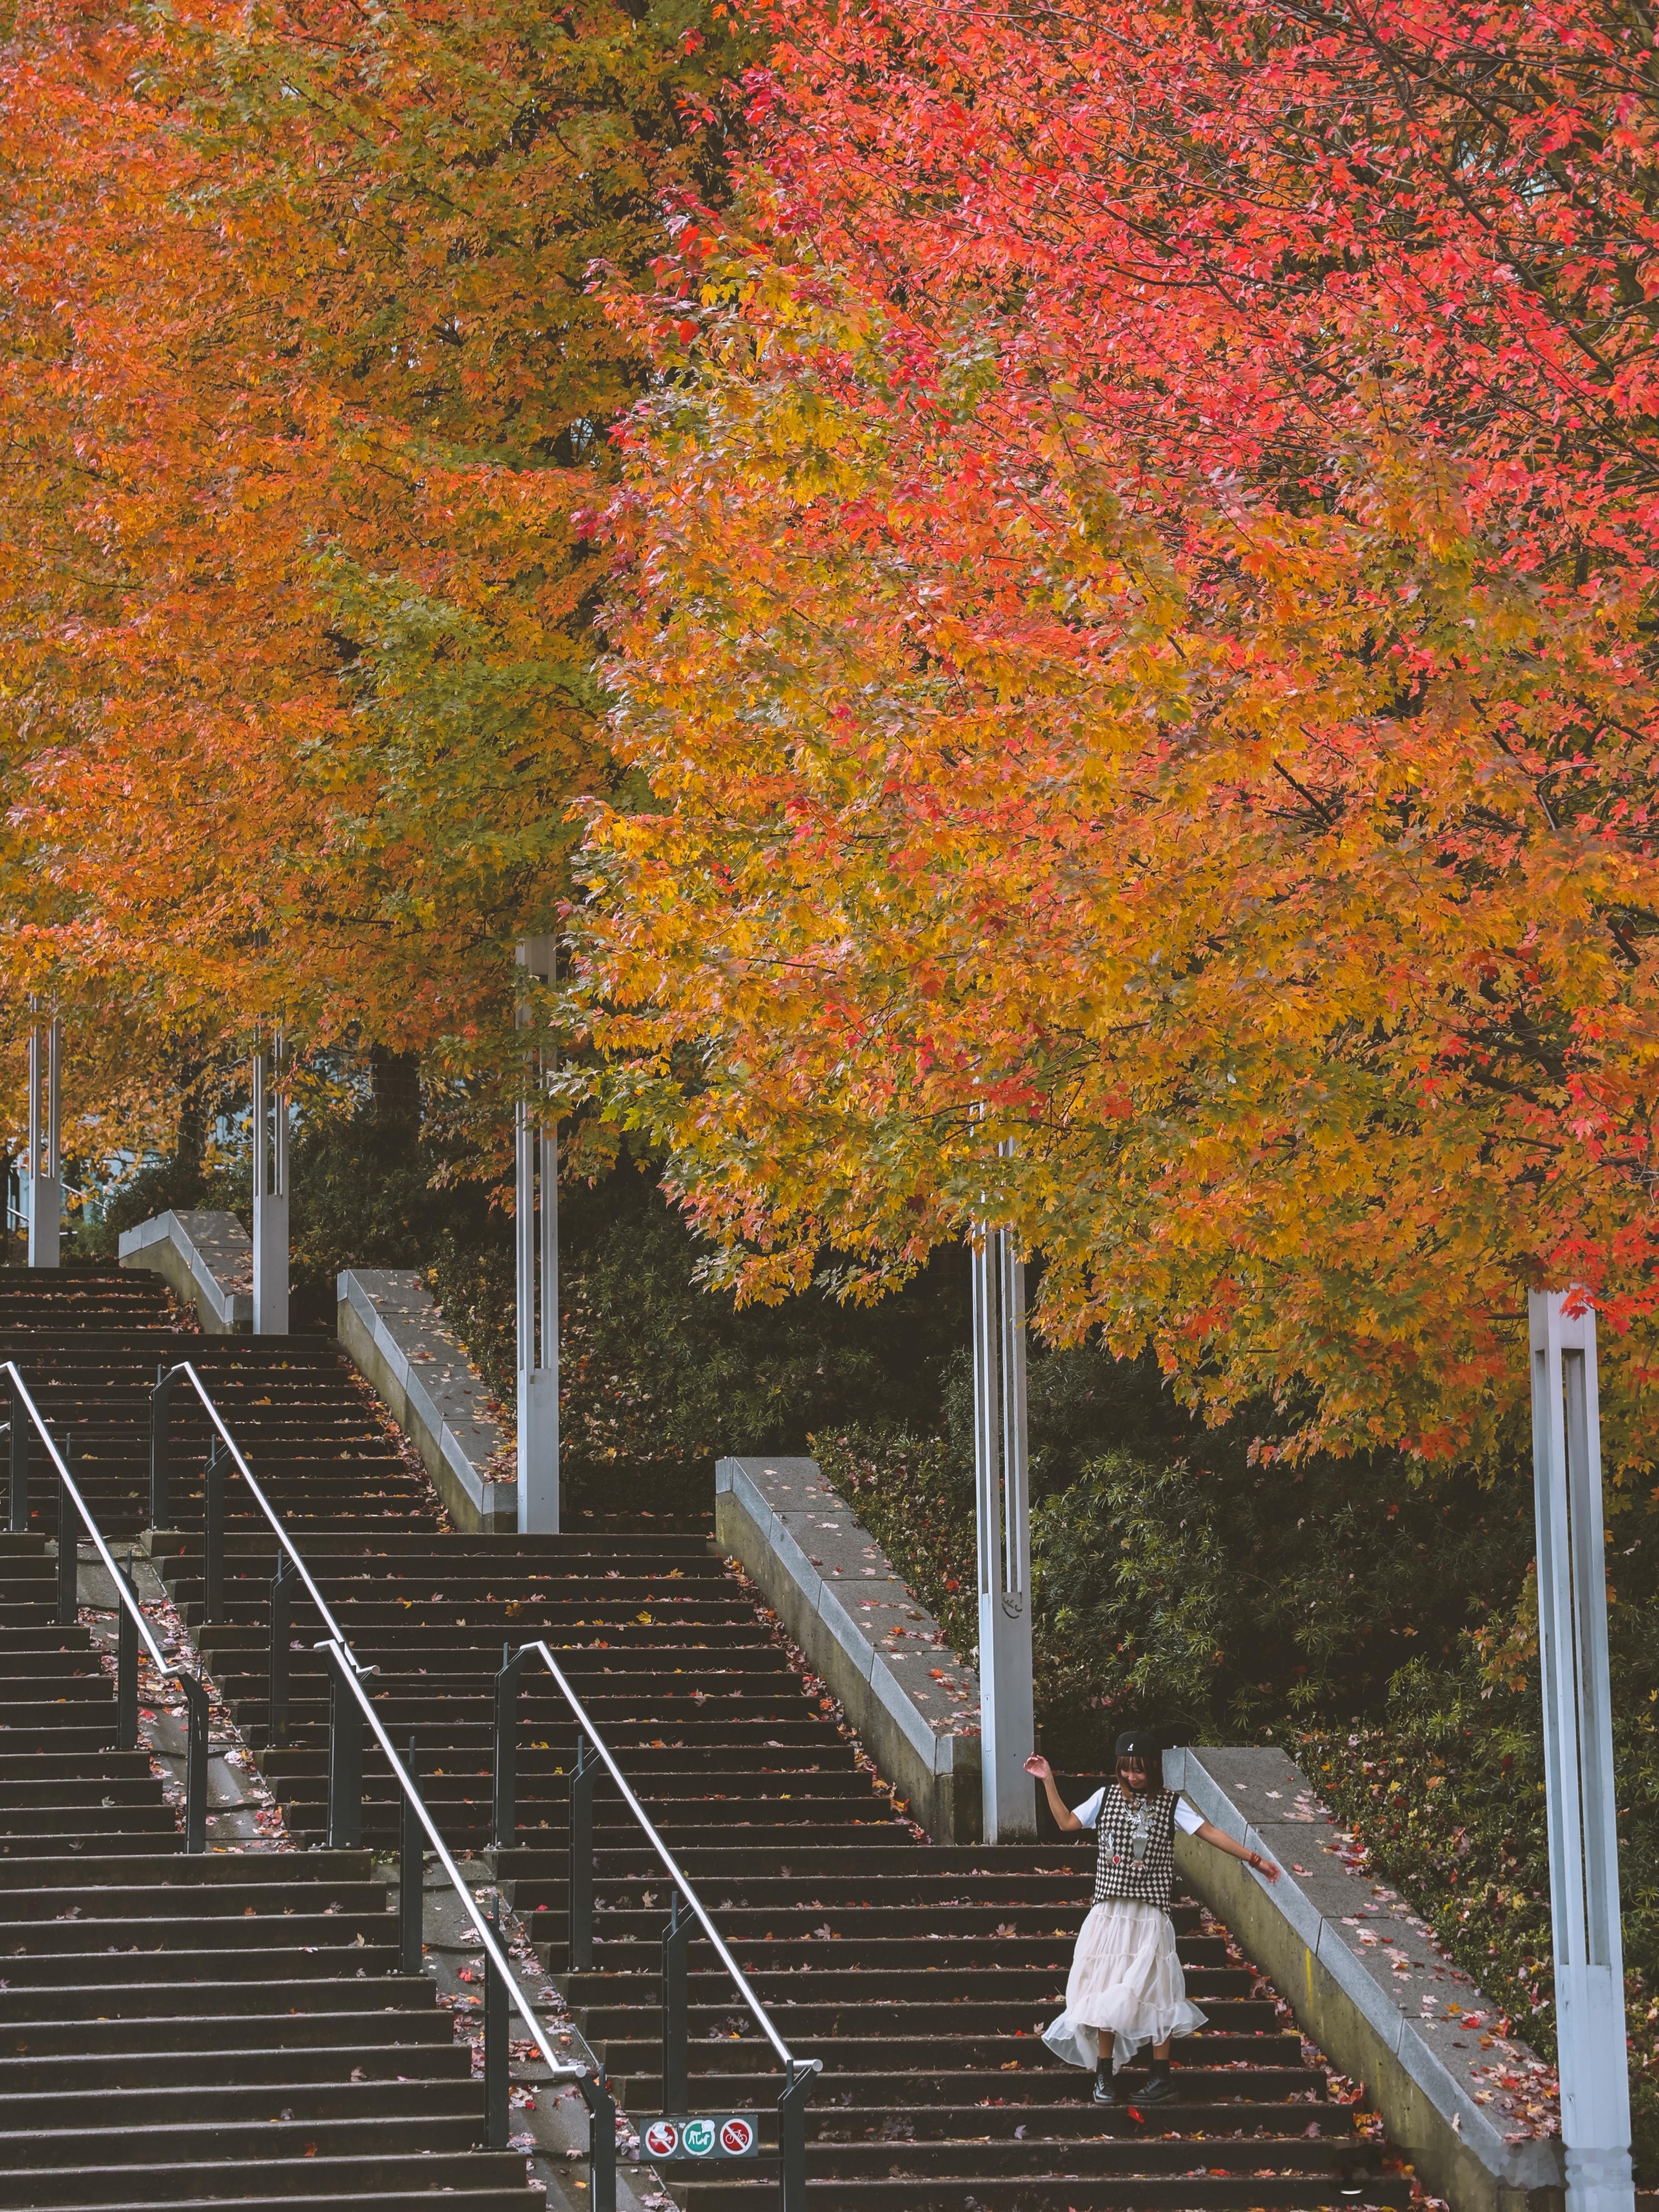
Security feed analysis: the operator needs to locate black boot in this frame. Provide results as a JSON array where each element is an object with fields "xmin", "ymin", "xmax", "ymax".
[
  {"xmin": 1091, "ymin": 2061, "xmax": 1117, "ymax": 2106},
  {"xmin": 1138, "ymin": 2058, "xmax": 1176, "ymax": 2105}
]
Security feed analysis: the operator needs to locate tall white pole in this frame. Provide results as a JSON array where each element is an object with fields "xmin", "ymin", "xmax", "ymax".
[
  {"xmin": 516, "ymin": 937, "xmax": 559, "ymax": 1533},
  {"xmin": 251, "ymin": 1033, "xmax": 289, "ymax": 1335},
  {"xmin": 1529, "ymin": 1290, "xmax": 1634, "ymax": 2212},
  {"xmin": 972, "ymin": 1138, "xmax": 1035, "ymax": 1841},
  {"xmin": 25, "ymin": 1006, "xmax": 61, "ymax": 1268}
]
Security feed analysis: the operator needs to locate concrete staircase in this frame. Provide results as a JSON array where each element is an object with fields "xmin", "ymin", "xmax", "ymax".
[
  {"xmin": 0, "ymin": 1534, "xmax": 538, "ymax": 2211},
  {"xmin": 1, "ymin": 1265, "xmax": 1408, "ymax": 2210}
]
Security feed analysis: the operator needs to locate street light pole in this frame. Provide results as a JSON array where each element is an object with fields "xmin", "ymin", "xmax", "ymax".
[
  {"xmin": 971, "ymin": 1139, "xmax": 1035, "ymax": 1841},
  {"xmin": 1529, "ymin": 1290, "xmax": 1634, "ymax": 2212},
  {"xmin": 515, "ymin": 937, "xmax": 559, "ymax": 1533},
  {"xmin": 25, "ymin": 1005, "xmax": 61, "ymax": 1268},
  {"xmin": 251, "ymin": 1033, "xmax": 289, "ymax": 1335}
]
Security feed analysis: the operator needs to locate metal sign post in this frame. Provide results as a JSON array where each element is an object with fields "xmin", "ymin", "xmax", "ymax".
[
  {"xmin": 25, "ymin": 1007, "xmax": 61, "ymax": 1268},
  {"xmin": 515, "ymin": 936, "xmax": 559, "ymax": 1533},
  {"xmin": 1529, "ymin": 1290, "xmax": 1634, "ymax": 2212},
  {"xmin": 251, "ymin": 1034, "xmax": 289, "ymax": 1334},
  {"xmin": 971, "ymin": 1140, "xmax": 1036, "ymax": 1841}
]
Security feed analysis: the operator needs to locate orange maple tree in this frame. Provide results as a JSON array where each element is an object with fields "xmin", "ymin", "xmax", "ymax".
[
  {"xmin": 0, "ymin": 0, "xmax": 749, "ymax": 1157},
  {"xmin": 579, "ymin": 0, "xmax": 1659, "ymax": 1472}
]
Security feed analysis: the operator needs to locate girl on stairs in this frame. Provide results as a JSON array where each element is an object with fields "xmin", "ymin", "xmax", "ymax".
[{"xmin": 1025, "ymin": 1732, "xmax": 1280, "ymax": 2106}]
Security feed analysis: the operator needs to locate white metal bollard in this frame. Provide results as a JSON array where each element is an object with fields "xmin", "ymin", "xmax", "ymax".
[
  {"xmin": 25, "ymin": 1010, "xmax": 61, "ymax": 1268},
  {"xmin": 515, "ymin": 937, "xmax": 559, "ymax": 1534},
  {"xmin": 1529, "ymin": 1290, "xmax": 1634, "ymax": 2212},
  {"xmin": 972, "ymin": 1146, "xmax": 1035, "ymax": 1841},
  {"xmin": 251, "ymin": 1037, "xmax": 289, "ymax": 1335}
]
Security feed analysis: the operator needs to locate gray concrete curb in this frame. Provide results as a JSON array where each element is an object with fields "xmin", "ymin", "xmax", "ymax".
[
  {"xmin": 337, "ymin": 1270, "xmax": 516, "ymax": 1533},
  {"xmin": 1166, "ymin": 1744, "xmax": 1564, "ymax": 2212},
  {"xmin": 118, "ymin": 1209, "xmax": 253, "ymax": 1332},
  {"xmin": 714, "ymin": 1455, "xmax": 981, "ymax": 1842}
]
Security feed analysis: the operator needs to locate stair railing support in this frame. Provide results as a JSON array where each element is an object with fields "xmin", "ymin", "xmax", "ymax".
[
  {"xmin": 400, "ymin": 1736, "xmax": 424, "ymax": 1975},
  {"xmin": 268, "ymin": 1552, "xmax": 296, "ymax": 1746},
  {"xmin": 325, "ymin": 1644, "xmax": 366, "ymax": 1849},
  {"xmin": 150, "ymin": 1363, "xmax": 176, "ymax": 1529},
  {"xmin": 483, "ymin": 1895, "xmax": 510, "ymax": 2151},
  {"xmin": 55, "ymin": 1451, "xmax": 78, "ymax": 1625},
  {"xmin": 569, "ymin": 1734, "xmax": 596, "ymax": 1972},
  {"xmin": 202, "ymin": 1438, "xmax": 225, "ymax": 1624},
  {"xmin": 1530, "ymin": 1291, "xmax": 1635, "ymax": 2212},
  {"xmin": 661, "ymin": 1892, "xmax": 691, "ymax": 2115},
  {"xmin": 778, "ymin": 2059, "xmax": 814, "ymax": 2212},
  {"xmin": 181, "ymin": 1668, "xmax": 211, "ymax": 1852},
  {"xmin": 493, "ymin": 1643, "xmax": 536, "ymax": 1848},
  {"xmin": 116, "ymin": 1552, "xmax": 139, "ymax": 1751},
  {"xmin": 971, "ymin": 1134, "xmax": 1036, "ymax": 1841},
  {"xmin": 578, "ymin": 2070, "xmax": 616, "ymax": 2212},
  {"xmin": 9, "ymin": 1372, "xmax": 28, "ymax": 1533}
]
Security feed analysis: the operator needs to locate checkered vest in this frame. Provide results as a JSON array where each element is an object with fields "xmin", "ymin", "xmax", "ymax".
[{"xmin": 1093, "ymin": 1785, "xmax": 1178, "ymax": 1910}]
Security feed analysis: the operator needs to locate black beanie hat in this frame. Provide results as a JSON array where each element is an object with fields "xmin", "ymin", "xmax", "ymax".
[{"xmin": 1115, "ymin": 1729, "xmax": 1159, "ymax": 1761}]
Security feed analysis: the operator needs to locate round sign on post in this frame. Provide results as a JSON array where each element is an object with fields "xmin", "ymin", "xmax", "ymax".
[
  {"xmin": 720, "ymin": 2117, "xmax": 757, "ymax": 2155},
  {"xmin": 643, "ymin": 2121, "xmax": 679, "ymax": 2160},
  {"xmin": 681, "ymin": 2118, "xmax": 717, "ymax": 2157}
]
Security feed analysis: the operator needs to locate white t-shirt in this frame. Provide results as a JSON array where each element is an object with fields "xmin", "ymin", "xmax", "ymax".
[{"xmin": 1072, "ymin": 1786, "xmax": 1204, "ymax": 1835}]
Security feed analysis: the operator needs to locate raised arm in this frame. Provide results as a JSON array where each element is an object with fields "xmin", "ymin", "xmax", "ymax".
[
  {"xmin": 1194, "ymin": 1818, "xmax": 1280, "ymax": 1882},
  {"xmin": 1023, "ymin": 1754, "xmax": 1083, "ymax": 1832}
]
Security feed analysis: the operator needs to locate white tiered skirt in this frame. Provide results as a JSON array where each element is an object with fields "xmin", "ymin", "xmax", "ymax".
[{"xmin": 1042, "ymin": 1899, "xmax": 1207, "ymax": 2073}]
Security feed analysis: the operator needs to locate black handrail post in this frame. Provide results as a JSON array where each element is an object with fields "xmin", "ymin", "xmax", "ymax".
[
  {"xmin": 484, "ymin": 1895, "xmax": 509, "ymax": 2151},
  {"xmin": 569, "ymin": 1736, "xmax": 596, "ymax": 1972},
  {"xmin": 661, "ymin": 1893, "xmax": 690, "ymax": 2115},
  {"xmin": 580, "ymin": 2070, "xmax": 617, "ymax": 2212},
  {"xmin": 116, "ymin": 1552, "xmax": 139, "ymax": 1752},
  {"xmin": 327, "ymin": 1647, "xmax": 364, "ymax": 1850},
  {"xmin": 180, "ymin": 1669, "xmax": 211, "ymax": 1852},
  {"xmin": 778, "ymin": 2059, "xmax": 814, "ymax": 2212},
  {"xmin": 10, "ymin": 1372, "xmax": 28, "ymax": 1533},
  {"xmin": 149, "ymin": 1364, "xmax": 172, "ymax": 1529},
  {"xmin": 400, "ymin": 1736, "xmax": 424, "ymax": 1975},
  {"xmin": 55, "ymin": 1452, "xmax": 77, "ymax": 1626},
  {"xmin": 493, "ymin": 1644, "xmax": 525, "ymax": 1850},
  {"xmin": 202, "ymin": 1438, "xmax": 225, "ymax": 1624},
  {"xmin": 268, "ymin": 1553, "xmax": 295, "ymax": 1746}
]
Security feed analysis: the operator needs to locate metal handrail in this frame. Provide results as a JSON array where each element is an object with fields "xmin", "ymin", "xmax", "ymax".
[
  {"xmin": 156, "ymin": 1358, "xmax": 356, "ymax": 1659},
  {"xmin": 512, "ymin": 1638, "xmax": 809, "ymax": 2073},
  {"xmin": 321, "ymin": 1644, "xmax": 617, "ymax": 2206},
  {"xmin": 324, "ymin": 1644, "xmax": 590, "ymax": 2085},
  {"xmin": 3, "ymin": 1360, "xmax": 212, "ymax": 1846}
]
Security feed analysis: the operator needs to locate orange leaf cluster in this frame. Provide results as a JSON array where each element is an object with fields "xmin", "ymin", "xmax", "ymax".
[{"xmin": 0, "ymin": 0, "xmax": 745, "ymax": 1144}]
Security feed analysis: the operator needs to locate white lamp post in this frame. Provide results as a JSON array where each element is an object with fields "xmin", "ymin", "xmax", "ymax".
[
  {"xmin": 1529, "ymin": 1290, "xmax": 1634, "ymax": 2212},
  {"xmin": 25, "ymin": 1006, "xmax": 61, "ymax": 1268},
  {"xmin": 515, "ymin": 937, "xmax": 559, "ymax": 1533},
  {"xmin": 251, "ymin": 1034, "xmax": 289, "ymax": 1334},
  {"xmin": 971, "ymin": 1139, "xmax": 1036, "ymax": 1841}
]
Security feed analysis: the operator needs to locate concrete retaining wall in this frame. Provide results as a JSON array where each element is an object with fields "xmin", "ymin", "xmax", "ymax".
[
  {"xmin": 337, "ymin": 1269, "xmax": 515, "ymax": 1533},
  {"xmin": 118, "ymin": 1210, "xmax": 253, "ymax": 1332},
  {"xmin": 714, "ymin": 1455, "xmax": 982, "ymax": 1843},
  {"xmin": 1167, "ymin": 1744, "xmax": 1564, "ymax": 2212}
]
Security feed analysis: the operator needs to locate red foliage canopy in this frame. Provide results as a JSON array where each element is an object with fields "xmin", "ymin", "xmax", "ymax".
[{"xmin": 584, "ymin": 0, "xmax": 1659, "ymax": 1468}]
